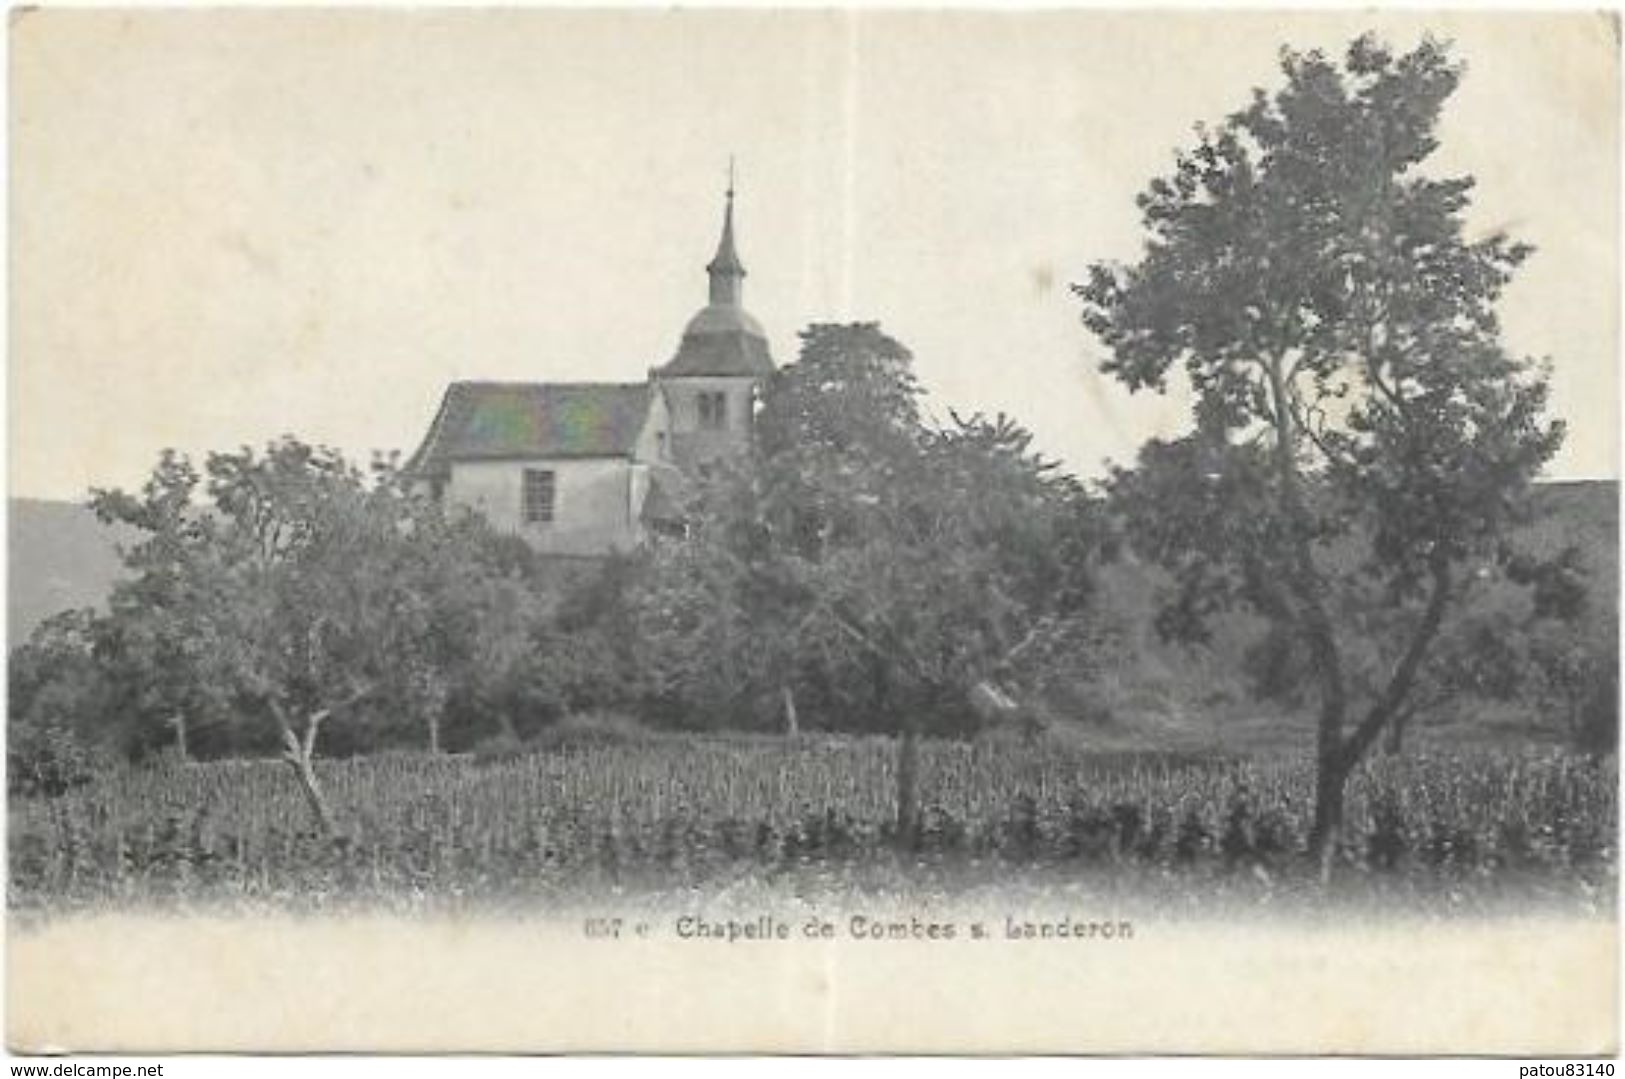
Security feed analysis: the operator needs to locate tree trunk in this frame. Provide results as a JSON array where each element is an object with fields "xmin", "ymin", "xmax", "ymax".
[
  {"xmin": 1325, "ymin": 555, "xmax": 1455, "ymax": 868},
  {"xmin": 272, "ymin": 701, "xmax": 335, "ymax": 837},
  {"xmin": 1303, "ymin": 642, "xmax": 1353, "ymax": 885},
  {"xmin": 168, "ymin": 712, "xmax": 189, "ymax": 762},
  {"xmin": 421, "ymin": 679, "xmax": 449, "ymax": 754},
  {"xmin": 1307, "ymin": 747, "xmax": 1351, "ymax": 883},
  {"xmin": 287, "ymin": 749, "xmax": 335, "ymax": 837},
  {"xmin": 497, "ymin": 710, "xmax": 519, "ymax": 743},
  {"xmin": 781, "ymin": 685, "xmax": 800, "ymax": 737},
  {"xmin": 1264, "ymin": 351, "xmax": 1359, "ymax": 883},
  {"xmin": 1312, "ymin": 565, "xmax": 1453, "ymax": 880},
  {"xmin": 872, "ymin": 660, "xmax": 921, "ymax": 848},
  {"xmin": 895, "ymin": 723, "xmax": 921, "ymax": 848}
]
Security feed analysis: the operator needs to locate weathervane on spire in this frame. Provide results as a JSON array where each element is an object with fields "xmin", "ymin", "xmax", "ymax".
[{"xmin": 727, "ymin": 155, "xmax": 736, "ymax": 201}]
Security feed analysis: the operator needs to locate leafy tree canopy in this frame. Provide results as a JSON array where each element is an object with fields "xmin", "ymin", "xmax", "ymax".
[
  {"xmin": 1075, "ymin": 33, "xmax": 1568, "ymax": 867},
  {"xmin": 90, "ymin": 437, "xmax": 537, "ymax": 831},
  {"xmin": 634, "ymin": 323, "xmax": 1106, "ymax": 736}
]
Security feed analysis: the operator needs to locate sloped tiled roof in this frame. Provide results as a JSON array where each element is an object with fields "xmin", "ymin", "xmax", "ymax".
[{"xmin": 406, "ymin": 382, "xmax": 654, "ymax": 476}]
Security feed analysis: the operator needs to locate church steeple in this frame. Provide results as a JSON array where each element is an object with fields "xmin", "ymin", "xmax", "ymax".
[
  {"xmin": 658, "ymin": 166, "xmax": 774, "ymax": 383},
  {"xmin": 706, "ymin": 171, "xmax": 746, "ymax": 307}
]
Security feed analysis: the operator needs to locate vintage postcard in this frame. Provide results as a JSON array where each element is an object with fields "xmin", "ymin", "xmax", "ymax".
[{"xmin": 6, "ymin": 6, "xmax": 1619, "ymax": 1055}]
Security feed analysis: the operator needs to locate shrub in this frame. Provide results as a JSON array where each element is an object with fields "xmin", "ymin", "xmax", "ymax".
[
  {"xmin": 531, "ymin": 711, "xmax": 656, "ymax": 752},
  {"xmin": 8, "ymin": 717, "xmax": 115, "ymax": 798},
  {"xmin": 469, "ymin": 730, "xmax": 528, "ymax": 765}
]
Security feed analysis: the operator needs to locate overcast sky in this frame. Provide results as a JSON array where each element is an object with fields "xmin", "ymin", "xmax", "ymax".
[{"xmin": 11, "ymin": 8, "xmax": 1619, "ymax": 501}]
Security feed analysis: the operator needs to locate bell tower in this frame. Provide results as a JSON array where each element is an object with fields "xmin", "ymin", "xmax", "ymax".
[{"xmin": 654, "ymin": 170, "xmax": 775, "ymax": 471}]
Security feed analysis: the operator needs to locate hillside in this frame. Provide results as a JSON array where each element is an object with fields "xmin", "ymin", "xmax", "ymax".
[
  {"xmin": 1525, "ymin": 480, "xmax": 1620, "ymax": 601},
  {"xmin": 1084, "ymin": 478, "xmax": 1620, "ymax": 751},
  {"xmin": 7, "ymin": 498, "xmax": 132, "ymax": 644}
]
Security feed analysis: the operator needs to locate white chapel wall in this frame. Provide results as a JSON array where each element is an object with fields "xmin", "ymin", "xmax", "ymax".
[{"xmin": 446, "ymin": 457, "xmax": 639, "ymax": 557}]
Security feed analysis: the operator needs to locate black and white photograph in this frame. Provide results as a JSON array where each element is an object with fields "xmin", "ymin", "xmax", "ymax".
[{"xmin": 6, "ymin": 6, "xmax": 1619, "ymax": 1055}]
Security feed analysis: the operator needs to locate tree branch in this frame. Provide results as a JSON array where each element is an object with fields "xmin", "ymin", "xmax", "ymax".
[
  {"xmin": 1263, "ymin": 350, "xmax": 1348, "ymax": 751},
  {"xmin": 1286, "ymin": 384, "xmax": 1352, "ymax": 471},
  {"xmin": 267, "ymin": 697, "xmax": 302, "ymax": 764}
]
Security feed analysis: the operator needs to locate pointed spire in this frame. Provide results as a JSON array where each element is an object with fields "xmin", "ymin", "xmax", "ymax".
[{"xmin": 707, "ymin": 163, "xmax": 746, "ymax": 306}]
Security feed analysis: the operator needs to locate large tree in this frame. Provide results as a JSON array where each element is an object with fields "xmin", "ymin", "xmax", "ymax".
[
  {"xmin": 92, "ymin": 438, "xmax": 535, "ymax": 832},
  {"xmin": 634, "ymin": 323, "xmax": 1104, "ymax": 839},
  {"xmin": 1075, "ymin": 35, "xmax": 1566, "ymax": 875}
]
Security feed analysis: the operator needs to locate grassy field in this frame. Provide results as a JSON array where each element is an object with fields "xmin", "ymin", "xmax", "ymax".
[{"xmin": 9, "ymin": 733, "xmax": 1615, "ymax": 919}]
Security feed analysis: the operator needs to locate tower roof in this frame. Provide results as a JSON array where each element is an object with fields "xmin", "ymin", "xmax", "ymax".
[
  {"xmin": 660, "ymin": 180, "xmax": 774, "ymax": 380},
  {"xmin": 706, "ymin": 187, "xmax": 745, "ymax": 279}
]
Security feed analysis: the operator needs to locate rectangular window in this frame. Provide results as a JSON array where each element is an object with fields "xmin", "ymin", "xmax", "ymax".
[
  {"xmin": 697, "ymin": 391, "xmax": 728, "ymax": 430},
  {"xmin": 522, "ymin": 468, "xmax": 556, "ymax": 524}
]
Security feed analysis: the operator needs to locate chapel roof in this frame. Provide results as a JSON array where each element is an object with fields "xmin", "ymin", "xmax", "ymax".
[{"xmin": 406, "ymin": 381, "xmax": 655, "ymax": 476}]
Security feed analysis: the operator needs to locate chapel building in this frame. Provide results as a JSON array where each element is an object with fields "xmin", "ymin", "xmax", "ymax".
[{"xmin": 404, "ymin": 185, "xmax": 774, "ymax": 556}]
